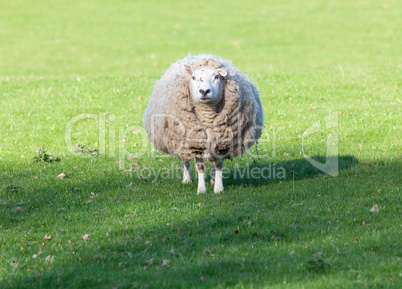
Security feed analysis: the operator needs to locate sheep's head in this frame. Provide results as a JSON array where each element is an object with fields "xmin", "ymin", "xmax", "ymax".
[{"xmin": 183, "ymin": 64, "xmax": 227, "ymax": 104}]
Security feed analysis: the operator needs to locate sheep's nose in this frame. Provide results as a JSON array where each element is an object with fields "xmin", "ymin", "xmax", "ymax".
[{"xmin": 199, "ymin": 89, "xmax": 211, "ymax": 96}]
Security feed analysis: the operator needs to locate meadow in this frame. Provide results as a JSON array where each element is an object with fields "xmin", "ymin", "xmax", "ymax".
[{"xmin": 0, "ymin": 0, "xmax": 401, "ymax": 288}]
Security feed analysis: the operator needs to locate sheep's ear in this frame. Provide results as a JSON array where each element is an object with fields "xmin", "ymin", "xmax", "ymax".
[
  {"xmin": 217, "ymin": 69, "xmax": 227, "ymax": 77},
  {"xmin": 183, "ymin": 63, "xmax": 194, "ymax": 75}
]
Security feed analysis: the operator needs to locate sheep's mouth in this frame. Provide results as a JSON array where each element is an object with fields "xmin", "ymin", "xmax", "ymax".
[{"xmin": 198, "ymin": 96, "xmax": 212, "ymax": 102}]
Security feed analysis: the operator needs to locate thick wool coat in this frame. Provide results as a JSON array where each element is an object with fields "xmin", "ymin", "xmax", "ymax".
[{"xmin": 143, "ymin": 54, "xmax": 264, "ymax": 162}]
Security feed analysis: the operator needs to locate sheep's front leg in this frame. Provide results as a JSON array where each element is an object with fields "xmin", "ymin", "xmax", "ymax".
[
  {"xmin": 195, "ymin": 158, "xmax": 206, "ymax": 194},
  {"xmin": 213, "ymin": 159, "xmax": 224, "ymax": 193},
  {"xmin": 182, "ymin": 161, "xmax": 193, "ymax": 184}
]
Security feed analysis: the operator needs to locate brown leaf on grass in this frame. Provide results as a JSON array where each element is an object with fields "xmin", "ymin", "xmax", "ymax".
[
  {"xmin": 42, "ymin": 235, "xmax": 51, "ymax": 240},
  {"xmin": 84, "ymin": 200, "xmax": 92, "ymax": 204},
  {"xmin": 177, "ymin": 228, "xmax": 182, "ymax": 234},
  {"xmin": 123, "ymin": 162, "xmax": 139, "ymax": 173},
  {"xmin": 15, "ymin": 206, "xmax": 24, "ymax": 212},
  {"xmin": 57, "ymin": 173, "xmax": 66, "ymax": 179},
  {"xmin": 32, "ymin": 251, "xmax": 43, "ymax": 258},
  {"xmin": 101, "ymin": 170, "xmax": 110, "ymax": 174},
  {"xmin": 81, "ymin": 234, "xmax": 91, "ymax": 240},
  {"xmin": 370, "ymin": 205, "xmax": 379, "ymax": 213},
  {"xmin": 160, "ymin": 259, "xmax": 170, "ymax": 268},
  {"xmin": 45, "ymin": 255, "xmax": 55, "ymax": 263}
]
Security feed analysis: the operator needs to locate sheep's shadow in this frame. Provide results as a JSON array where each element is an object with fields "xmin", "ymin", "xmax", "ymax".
[
  {"xmin": 135, "ymin": 155, "xmax": 358, "ymax": 188},
  {"xmin": 217, "ymin": 155, "xmax": 358, "ymax": 187}
]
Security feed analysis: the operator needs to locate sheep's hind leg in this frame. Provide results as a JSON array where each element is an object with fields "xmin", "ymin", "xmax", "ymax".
[
  {"xmin": 213, "ymin": 159, "xmax": 224, "ymax": 193},
  {"xmin": 195, "ymin": 158, "xmax": 206, "ymax": 194},
  {"xmin": 182, "ymin": 161, "xmax": 193, "ymax": 184}
]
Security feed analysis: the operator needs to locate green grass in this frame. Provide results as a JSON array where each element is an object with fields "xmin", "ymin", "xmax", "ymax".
[{"xmin": 0, "ymin": 0, "xmax": 401, "ymax": 288}]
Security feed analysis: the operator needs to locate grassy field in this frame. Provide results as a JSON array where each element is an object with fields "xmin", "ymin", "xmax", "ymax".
[{"xmin": 0, "ymin": 0, "xmax": 401, "ymax": 288}]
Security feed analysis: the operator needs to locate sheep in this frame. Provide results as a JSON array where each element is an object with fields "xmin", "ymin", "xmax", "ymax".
[{"xmin": 143, "ymin": 54, "xmax": 264, "ymax": 194}]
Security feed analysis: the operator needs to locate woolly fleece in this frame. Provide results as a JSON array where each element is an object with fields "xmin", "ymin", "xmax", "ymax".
[{"xmin": 143, "ymin": 54, "xmax": 264, "ymax": 162}]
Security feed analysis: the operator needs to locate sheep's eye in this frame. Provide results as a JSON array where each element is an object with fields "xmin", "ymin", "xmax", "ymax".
[
  {"xmin": 215, "ymin": 75, "xmax": 219, "ymax": 79},
  {"xmin": 192, "ymin": 76, "xmax": 195, "ymax": 80}
]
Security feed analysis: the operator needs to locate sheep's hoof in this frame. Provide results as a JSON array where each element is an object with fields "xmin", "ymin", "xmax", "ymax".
[
  {"xmin": 214, "ymin": 186, "xmax": 223, "ymax": 194},
  {"xmin": 210, "ymin": 178, "xmax": 215, "ymax": 185},
  {"xmin": 182, "ymin": 178, "xmax": 193, "ymax": 184},
  {"xmin": 197, "ymin": 187, "xmax": 207, "ymax": 194}
]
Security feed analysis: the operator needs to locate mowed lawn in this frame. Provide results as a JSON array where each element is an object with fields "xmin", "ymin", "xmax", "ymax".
[{"xmin": 0, "ymin": 0, "xmax": 401, "ymax": 288}]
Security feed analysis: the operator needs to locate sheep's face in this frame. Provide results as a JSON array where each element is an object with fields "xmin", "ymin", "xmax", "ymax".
[{"xmin": 184, "ymin": 64, "xmax": 227, "ymax": 104}]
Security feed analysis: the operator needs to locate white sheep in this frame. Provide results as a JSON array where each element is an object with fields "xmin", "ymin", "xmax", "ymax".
[{"xmin": 143, "ymin": 54, "xmax": 264, "ymax": 193}]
